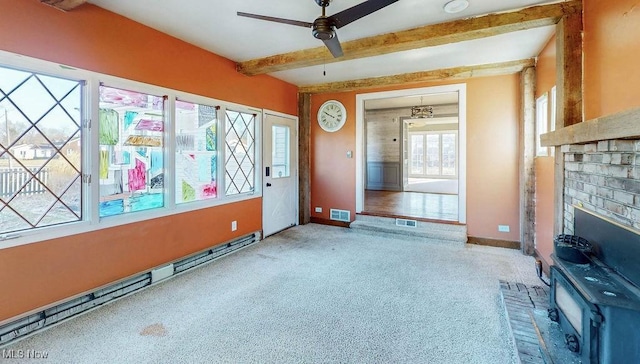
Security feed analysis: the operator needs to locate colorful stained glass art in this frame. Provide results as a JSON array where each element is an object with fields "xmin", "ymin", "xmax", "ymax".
[{"xmin": 99, "ymin": 109, "xmax": 119, "ymax": 145}]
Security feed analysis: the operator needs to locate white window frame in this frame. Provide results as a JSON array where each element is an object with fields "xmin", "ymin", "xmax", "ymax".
[
  {"xmin": 408, "ymin": 130, "xmax": 458, "ymax": 179},
  {"xmin": 550, "ymin": 86, "xmax": 557, "ymax": 132},
  {"xmin": 95, "ymin": 82, "xmax": 169, "ymax": 219},
  {"xmin": 409, "ymin": 133, "xmax": 425, "ymax": 175},
  {"xmin": 223, "ymin": 107, "xmax": 260, "ymax": 197},
  {"xmin": 0, "ymin": 50, "xmax": 262, "ymax": 249},
  {"xmin": 549, "ymin": 86, "xmax": 557, "ymax": 157},
  {"xmin": 536, "ymin": 93, "xmax": 549, "ymax": 157}
]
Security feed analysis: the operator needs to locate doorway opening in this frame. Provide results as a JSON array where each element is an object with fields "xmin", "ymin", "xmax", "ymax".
[{"xmin": 356, "ymin": 84, "xmax": 467, "ymax": 223}]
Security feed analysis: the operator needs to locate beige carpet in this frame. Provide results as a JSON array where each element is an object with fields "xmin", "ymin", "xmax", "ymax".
[{"xmin": 2, "ymin": 224, "xmax": 539, "ymax": 363}]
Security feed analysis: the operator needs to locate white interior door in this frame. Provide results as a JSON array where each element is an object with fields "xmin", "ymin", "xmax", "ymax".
[{"xmin": 263, "ymin": 112, "xmax": 298, "ymax": 237}]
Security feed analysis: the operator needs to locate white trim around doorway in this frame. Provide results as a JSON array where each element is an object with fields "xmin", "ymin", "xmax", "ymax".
[{"xmin": 355, "ymin": 84, "xmax": 467, "ymax": 224}]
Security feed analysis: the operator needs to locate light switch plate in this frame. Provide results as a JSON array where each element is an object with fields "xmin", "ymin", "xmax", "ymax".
[
  {"xmin": 315, "ymin": 207, "xmax": 322, "ymax": 213},
  {"xmin": 498, "ymin": 225, "xmax": 510, "ymax": 233}
]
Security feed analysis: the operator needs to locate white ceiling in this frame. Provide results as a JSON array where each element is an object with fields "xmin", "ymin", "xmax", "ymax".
[
  {"xmin": 88, "ymin": 0, "xmax": 556, "ymax": 87},
  {"xmin": 365, "ymin": 92, "xmax": 459, "ymax": 109}
]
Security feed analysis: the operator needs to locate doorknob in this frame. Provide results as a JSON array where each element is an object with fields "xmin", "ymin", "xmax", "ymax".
[{"xmin": 266, "ymin": 183, "xmax": 272, "ymax": 187}]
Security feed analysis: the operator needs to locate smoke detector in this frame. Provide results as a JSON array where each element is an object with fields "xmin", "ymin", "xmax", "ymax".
[{"xmin": 443, "ymin": 0, "xmax": 469, "ymax": 14}]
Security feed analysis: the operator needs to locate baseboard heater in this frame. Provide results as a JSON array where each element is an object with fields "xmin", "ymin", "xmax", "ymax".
[
  {"xmin": 0, "ymin": 232, "xmax": 258, "ymax": 347},
  {"xmin": 174, "ymin": 233, "xmax": 256, "ymax": 274}
]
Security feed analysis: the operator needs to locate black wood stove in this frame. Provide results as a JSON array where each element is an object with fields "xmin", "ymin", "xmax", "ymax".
[{"xmin": 549, "ymin": 207, "xmax": 640, "ymax": 363}]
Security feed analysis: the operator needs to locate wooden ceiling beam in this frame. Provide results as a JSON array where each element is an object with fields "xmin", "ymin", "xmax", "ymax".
[
  {"xmin": 298, "ymin": 59, "xmax": 535, "ymax": 94},
  {"xmin": 237, "ymin": 1, "xmax": 581, "ymax": 76},
  {"xmin": 40, "ymin": 0, "xmax": 87, "ymax": 11}
]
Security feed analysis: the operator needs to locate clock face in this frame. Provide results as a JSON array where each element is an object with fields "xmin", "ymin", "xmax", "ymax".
[{"xmin": 317, "ymin": 100, "xmax": 347, "ymax": 132}]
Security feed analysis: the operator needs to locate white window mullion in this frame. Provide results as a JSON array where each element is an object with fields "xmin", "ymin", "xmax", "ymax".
[
  {"xmin": 253, "ymin": 109, "xmax": 262, "ymax": 197},
  {"xmin": 437, "ymin": 133, "xmax": 442, "ymax": 176},
  {"xmin": 218, "ymin": 106, "xmax": 227, "ymax": 197},
  {"xmin": 420, "ymin": 133, "xmax": 427, "ymax": 177},
  {"xmin": 164, "ymin": 96, "xmax": 176, "ymax": 210},
  {"xmin": 87, "ymin": 77, "xmax": 101, "ymax": 225}
]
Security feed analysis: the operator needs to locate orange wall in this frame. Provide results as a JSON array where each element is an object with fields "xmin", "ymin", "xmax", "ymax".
[
  {"xmin": 310, "ymin": 93, "xmax": 357, "ymax": 222},
  {"xmin": 535, "ymin": 157, "xmax": 555, "ymax": 263},
  {"xmin": 534, "ymin": 36, "xmax": 557, "ymax": 266},
  {"xmin": 0, "ymin": 0, "xmax": 297, "ymax": 114},
  {"xmin": 0, "ymin": 0, "xmax": 297, "ymax": 322},
  {"xmin": 536, "ymin": 0, "xmax": 640, "ymax": 264},
  {"xmin": 466, "ymin": 75, "xmax": 521, "ymax": 241},
  {"xmin": 310, "ymin": 75, "xmax": 522, "ymax": 241},
  {"xmin": 0, "ymin": 199, "xmax": 261, "ymax": 321},
  {"xmin": 584, "ymin": 0, "xmax": 640, "ymax": 119},
  {"xmin": 536, "ymin": 36, "xmax": 557, "ymax": 100}
]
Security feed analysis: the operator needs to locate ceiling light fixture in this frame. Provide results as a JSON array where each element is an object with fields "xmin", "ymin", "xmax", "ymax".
[
  {"xmin": 411, "ymin": 96, "xmax": 434, "ymax": 119},
  {"xmin": 443, "ymin": 0, "xmax": 469, "ymax": 14}
]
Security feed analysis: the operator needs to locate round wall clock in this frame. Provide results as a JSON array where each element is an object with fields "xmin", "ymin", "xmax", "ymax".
[{"xmin": 317, "ymin": 100, "xmax": 347, "ymax": 132}]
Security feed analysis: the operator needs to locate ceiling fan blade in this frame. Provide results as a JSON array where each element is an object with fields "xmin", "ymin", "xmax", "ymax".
[
  {"xmin": 237, "ymin": 12, "xmax": 313, "ymax": 28},
  {"xmin": 323, "ymin": 34, "xmax": 344, "ymax": 58},
  {"xmin": 328, "ymin": 0, "xmax": 399, "ymax": 29}
]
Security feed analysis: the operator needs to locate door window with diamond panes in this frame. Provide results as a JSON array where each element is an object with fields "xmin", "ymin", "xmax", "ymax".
[
  {"xmin": 98, "ymin": 85, "xmax": 165, "ymax": 217},
  {"xmin": 0, "ymin": 65, "xmax": 83, "ymax": 234}
]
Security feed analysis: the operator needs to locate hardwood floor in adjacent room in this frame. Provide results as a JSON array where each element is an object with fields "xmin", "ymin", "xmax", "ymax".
[{"xmin": 364, "ymin": 190, "xmax": 458, "ymax": 222}]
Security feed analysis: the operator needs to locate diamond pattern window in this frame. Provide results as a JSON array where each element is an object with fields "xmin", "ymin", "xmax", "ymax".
[
  {"xmin": 225, "ymin": 110, "xmax": 255, "ymax": 195},
  {"xmin": 0, "ymin": 65, "xmax": 83, "ymax": 234}
]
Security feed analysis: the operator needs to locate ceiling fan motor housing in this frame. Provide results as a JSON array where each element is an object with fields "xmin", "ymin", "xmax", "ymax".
[{"xmin": 312, "ymin": 17, "xmax": 335, "ymax": 40}]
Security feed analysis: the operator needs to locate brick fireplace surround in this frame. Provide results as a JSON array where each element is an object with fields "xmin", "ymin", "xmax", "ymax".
[
  {"xmin": 527, "ymin": 120, "xmax": 640, "ymax": 362},
  {"xmin": 562, "ymin": 139, "xmax": 640, "ymax": 234}
]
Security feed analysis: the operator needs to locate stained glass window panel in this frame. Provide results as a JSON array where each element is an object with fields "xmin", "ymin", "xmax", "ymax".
[
  {"xmin": 98, "ymin": 85, "xmax": 165, "ymax": 217},
  {"xmin": 175, "ymin": 100, "xmax": 218, "ymax": 204}
]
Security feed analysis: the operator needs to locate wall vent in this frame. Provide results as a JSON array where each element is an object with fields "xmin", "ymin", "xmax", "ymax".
[
  {"xmin": 396, "ymin": 218, "xmax": 418, "ymax": 228},
  {"xmin": 0, "ymin": 233, "xmax": 257, "ymax": 346},
  {"xmin": 330, "ymin": 209, "xmax": 351, "ymax": 222}
]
